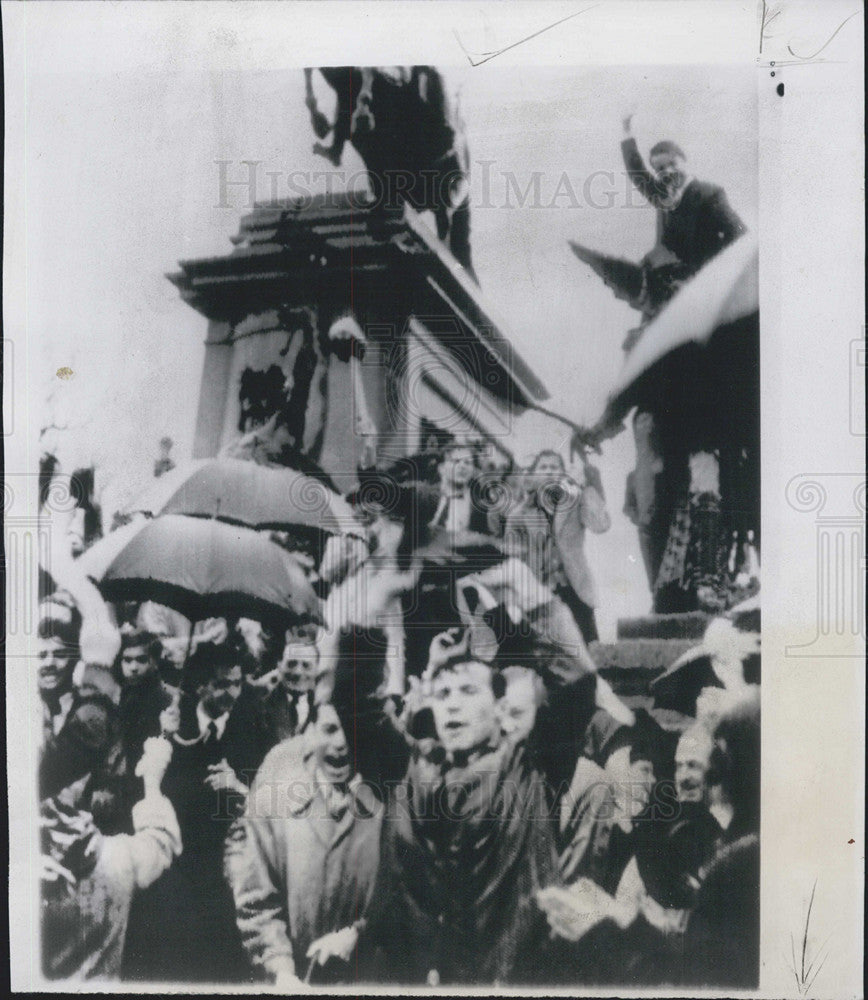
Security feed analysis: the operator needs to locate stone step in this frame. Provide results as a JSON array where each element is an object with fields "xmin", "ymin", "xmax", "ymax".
[
  {"xmin": 593, "ymin": 643, "xmax": 697, "ymax": 733},
  {"xmin": 616, "ymin": 612, "xmax": 711, "ymax": 641},
  {"xmin": 590, "ymin": 638, "xmax": 696, "ymax": 676}
]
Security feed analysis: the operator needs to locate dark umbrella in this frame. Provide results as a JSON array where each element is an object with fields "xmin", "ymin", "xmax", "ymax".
[
  {"xmin": 96, "ymin": 515, "xmax": 322, "ymax": 629},
  {"xmin": 129, "ymin": 458, "xmax": 362, "ymax": 537}
]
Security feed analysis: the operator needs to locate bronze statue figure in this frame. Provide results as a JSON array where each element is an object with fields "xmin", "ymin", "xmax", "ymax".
[{"xmin": 304, "ymin": 66, "xmax": 474, "ymax": 277}]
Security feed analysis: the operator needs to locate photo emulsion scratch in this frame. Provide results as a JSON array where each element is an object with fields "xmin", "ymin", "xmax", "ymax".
[{"xmin": 2, "ymin": 1, "xmax": 863, "ymax": 996}]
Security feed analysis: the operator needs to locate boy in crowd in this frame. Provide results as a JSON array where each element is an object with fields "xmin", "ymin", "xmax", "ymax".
[{"xmin": 116, "ymin": 627, "xmax": 178, "ymax": 775}]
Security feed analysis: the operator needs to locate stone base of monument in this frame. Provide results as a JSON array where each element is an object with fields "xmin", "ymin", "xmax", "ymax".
[
  {"xmin": 616, "ymin": 611, "xmax": 712, "ymax": 642},
  {"xmin": 590, "ymin": 613, "xmax": 714, "ymax": 732}
]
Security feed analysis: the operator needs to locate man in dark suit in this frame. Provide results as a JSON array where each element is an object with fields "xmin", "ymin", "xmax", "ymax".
[
  {"xmin": 621, "ymin": 114, "xmax": 746, "ymax": 285},
  {"xmin": 122, "ymin": 641, "xmax": 271, "ymax": 983},
  {"xmin": 428, "ymin": 442, "xmax": 492, "ymax": 535},
  {"xmin": 261, "ymin": 639, "xmax": 318, "ymax": 746},
  {"xmin": 618, "ymin": 117, "xmax": 747, "ymax": 612}
]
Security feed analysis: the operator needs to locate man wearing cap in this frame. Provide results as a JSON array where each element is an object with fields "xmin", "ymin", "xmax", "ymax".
[
  {"xmin": 327, "ymin": 624, "xmax": 562, "ymax": 987},
  {"xmin": 622, "ymin": 114, "xmax": 746, "ymax": 286}
]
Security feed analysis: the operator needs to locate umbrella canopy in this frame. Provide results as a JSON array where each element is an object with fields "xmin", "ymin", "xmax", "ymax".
[
  {"xmin": 77, "ymin": 515, "xmax": 150, "ymax": 581},
  {"xmin": 96, "ymin": 515, "xmax": 322, "ymax": 628},
  {"xmin": 128, "ymin": 458, "xmax": 363, "ymax": 537}
]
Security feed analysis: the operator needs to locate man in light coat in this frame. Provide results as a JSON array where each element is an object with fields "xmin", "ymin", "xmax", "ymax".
[
  {"xmin": 225, "ymin": 700, "xmax": 382, "ymax": 988},
  {"xmin": 505, "ymin": 451, "xmax": 610, "ymax": 645}
]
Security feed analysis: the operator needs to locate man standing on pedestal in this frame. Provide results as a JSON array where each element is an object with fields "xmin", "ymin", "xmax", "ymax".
[
  {"xmin": 619, "ymin": 115, "xmax": 746, "ymax": 611},
  {"xmin": 621, "ymin": 114, "xmax": 746, "ymax": 283}
]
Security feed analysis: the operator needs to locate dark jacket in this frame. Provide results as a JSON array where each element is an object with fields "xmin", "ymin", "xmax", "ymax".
[
  {"xmin": 118, "ymin": 674, "xmax": 176, "ymax": 773},
  {"xmin": 122, "ymin": 688, "xmax": 271, "ymax": 983},
  {"xmin": 331, "ymin": 632, "xmax": 562, "ymax": 986},
  {"xmin": 634, "ymin": 800, "xmax": 724, "ymax": 910},
  {"xmin": 419, "ymin": 481, "xmax": 496, "ymax": 535},
  {"xmin": 39, "ymin": 693, "xmax": 130, "ymax": 835},
  {"xmin": 260, "ymin": 687, "xmax": 314, "ymax": 748},
  {"xmin": 622, "ymin": 137, "xmax": 746, "ymax": 277},
  {"xmin": 367, "ymin": 739, "xmax": 558, "ymax": 985},
  {"xmin": 682, "ymin": 833, "xmax": 759, "ymax": 987}
]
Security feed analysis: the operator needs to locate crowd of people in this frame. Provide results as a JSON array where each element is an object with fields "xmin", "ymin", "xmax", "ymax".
[
  {"xmin": 37, "ymin": 435, "xmax": 760, "ymax": 989},
  {"xmin": 35, "ymin": 101, "xmax": 760, "ymax": 989}
]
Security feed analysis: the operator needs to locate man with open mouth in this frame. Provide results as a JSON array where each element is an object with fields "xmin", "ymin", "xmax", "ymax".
[
  {"xmin": 326, "ymin": 624, "xmax": 567, "ymax": 988},
  {"xmin": 226, "ymin": 695, "xmax": 382, "ymax": 989}
]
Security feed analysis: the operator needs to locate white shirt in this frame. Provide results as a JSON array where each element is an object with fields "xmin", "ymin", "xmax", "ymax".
[{"xmin": 431, "ymin": 491, "xmax": 472, "ymax": 533}]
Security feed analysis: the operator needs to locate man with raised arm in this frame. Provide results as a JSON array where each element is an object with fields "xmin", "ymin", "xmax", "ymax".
[
  {"xmin": 333, "ymin": 623, "xmax": 559, "ymax": 987},
  {"xmin": 621, "ymin": 113, "xmax": 746, "ymax": 287}
]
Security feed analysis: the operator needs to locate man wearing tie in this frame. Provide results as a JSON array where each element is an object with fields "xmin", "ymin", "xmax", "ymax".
[
  {"xmin": 262, "ymin": 640, "xmax": 318, "ymax": 746},
  {"xmin": 123, "ymin": 641, "xmax": 271, "ymax": 983},
  {"xmin": 429, "ymin": 443, "xmax": 491, "ymax": 535}
]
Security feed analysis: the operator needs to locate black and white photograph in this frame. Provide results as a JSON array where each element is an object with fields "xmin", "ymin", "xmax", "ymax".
[{"xmin": 3, "ymin": 1, "xmax": 863, "ymax": 995}]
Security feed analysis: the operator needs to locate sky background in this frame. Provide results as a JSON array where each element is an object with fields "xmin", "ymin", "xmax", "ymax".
[{"xmin": 19, "ymin": 5, "xmax": 757, "ymax": 636}]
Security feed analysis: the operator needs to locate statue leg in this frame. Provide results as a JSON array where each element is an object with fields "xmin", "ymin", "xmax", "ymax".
[
  {"xmin": 312, "ymin": 140, "xmax": 344, "ymax": 167},
  {"xmin": 304, "ymin": 68, "xmax": 334, "ymax": 141},
  {"xmin": 350, "ymin": 68, "xmax": 376, "ymax": 135}
]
